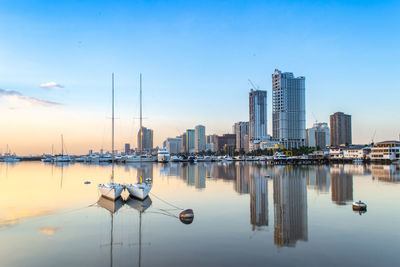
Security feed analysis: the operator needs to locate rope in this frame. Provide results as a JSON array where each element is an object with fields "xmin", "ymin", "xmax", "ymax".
[{"xmin": 149, "ymin": 192, "xmax": 183, "ymax": 210}]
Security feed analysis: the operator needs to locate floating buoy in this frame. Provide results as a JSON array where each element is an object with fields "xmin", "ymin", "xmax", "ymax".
[
  {"xmin": 179, "ymin": 209, "xmax": 194, "ymax": 224},
  {"xmin": 84, "ymin": 181, "xmax": 91, "ymax": 184}
]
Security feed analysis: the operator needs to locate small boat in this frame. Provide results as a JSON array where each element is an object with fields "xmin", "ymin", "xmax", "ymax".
[
  {"xmin": 352, "ymin": 200, "xmax": 367, "ymax": 210},
  {"xmin": 170, "ymin": 155, "xmax": 180, "ymax": 162}
]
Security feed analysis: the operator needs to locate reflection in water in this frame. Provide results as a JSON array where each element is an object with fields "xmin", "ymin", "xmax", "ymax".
[
  {"xmin": 273, "ymin": 167, "xmax": 308, "ymax": 247},
  {"xmin": 39, "ymin": 226, "xmax": 60, "ymax": 235},
  {"xmin": 250, "ymin": 169, "xmax": 268, "ymax": 230},
  {"xmin": 331, "ymin": 167, "xmax": 353, "ymax": 205},
  {"xmin": 307, "ymin": 166, "xmax": 331, "ymax": 193},
  {"xmin": 371, "ymin": 165, "xmax": 400, "ymax": 183},
  {"xmin": 235, "ymin": 164, "xmax": 250, "ymax": 194}
]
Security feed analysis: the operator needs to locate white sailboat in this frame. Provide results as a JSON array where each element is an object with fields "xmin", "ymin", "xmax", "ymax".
[
  {"xmin": 98, "ymin": 73, "xmax": 125, "ymax": 200},
  {"xmin": 126, "ymin": 74, "xmax": 152, "ymax": 200}
]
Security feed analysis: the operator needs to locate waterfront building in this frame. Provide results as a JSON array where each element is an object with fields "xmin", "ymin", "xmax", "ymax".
[
  {"xmin": 181, "ymin": 132, "xmax": 187, "ymax": 153},
  {"xmin": 306, "ymin": 122, "xmax": 330, "ymax": 149},
  {"xmin": 370, "ymin": 140, "xmax": 400, "ymax": 161},
  {"xmin": 234, "ymin": 121, "xmax": 249, "ymax": 152},
  {"xmin": 342, "ymin": 146, "xmax": 370, "ymax": 160},
  {"xmin": 195, "ymin": 125, "xmax": 206, "ymax": 153},
  {"xmin": 249, "ymin": 89, "xmax": 268, "ymax": 143},
  {"xmin": 273, "ymin": 168, "xmax": 308, "ymax": 247},
  {"xmin": 215, "ymin": 134, "xmax": 236, "ymax": 152},
  {"xmin": 330, "ymin": 112, "xmax": 352, "ymax": 146},
  {"xmin": 186, "ymin": 129, "xmax": 195, "ymax": 153},
  {"xmin": 124, "ymin": 143, "xmax": 131, "ymax": 154},
  {"xmin": 165, "ymin": 137, "xmax": 182, "ymax": 154},
  {"xmin": 137, "ymin": 126, "xmax": 153, "ymax": 152},
  {"xmin": 206, "ymin": 143, "xmax": 216, "ymax": 152},
  {"xmin": 272, "ymin": 69, "xmax": 306, "ymax": 149},
  {"xmin": 206, "ymin": 134, "xmax": 217, "ymax": 152}
]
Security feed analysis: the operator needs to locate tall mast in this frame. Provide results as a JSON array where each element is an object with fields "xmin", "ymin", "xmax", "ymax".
[
  {"xmin": 140, "ymin": 73, "xmax": 143, "ymax": 155},
  {"xmin": 111, "ymin": 73, "xmax": 115, "ymax": 183},
  {"xmin": 61, "ymin": 135, "xmax": 64, "ymax": 156},
  {"xmin": 139, "ymin": 74, "xmax": 143, "ymax": 183}
]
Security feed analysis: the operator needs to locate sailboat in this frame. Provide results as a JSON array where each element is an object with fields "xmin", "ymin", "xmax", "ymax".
[
  {"xmin": 55, "ymin": 135, "xmax": 72, "ymax": 162},
  {"xmin": 98, "ymin": 73, "xmax": 125, "ymax": 200},
  {"xmin": 126, "ymin": 74, "xmax": 152, "ymax": 200}
]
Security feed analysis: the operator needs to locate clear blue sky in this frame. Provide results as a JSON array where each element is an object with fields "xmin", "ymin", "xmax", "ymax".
[{"xmin": 0, "ymin": 0, "xmax": 399, "ymax": 153}]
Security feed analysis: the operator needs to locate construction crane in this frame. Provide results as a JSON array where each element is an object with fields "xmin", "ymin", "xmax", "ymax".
[
  {"xmin": 311, "ymin": 112, "xmax": 318, "ymax": 124},
  {"xmin": 248, "ymin": 79, "xmax": 260, "ymax": 90}
]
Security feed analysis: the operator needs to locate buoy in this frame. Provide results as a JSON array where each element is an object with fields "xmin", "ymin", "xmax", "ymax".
[
  {"xmin": 179, "ymin": 209, "xmax": 194, "ymax": 224},
  {"xmin": 352, "ymin": 200, "xmax": 367, "ymax": 211},
  {"xmin": 84, "ymin": 181, "xmax": 91, "ymax": 184}
]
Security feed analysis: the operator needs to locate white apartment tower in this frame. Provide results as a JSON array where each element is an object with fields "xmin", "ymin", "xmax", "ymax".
[{"xmin": 272, "ymin": 69, "xmax": 306, "ymax": 149}]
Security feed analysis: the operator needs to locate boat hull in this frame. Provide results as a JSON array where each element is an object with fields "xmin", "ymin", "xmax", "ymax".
[
  {"xmin": 98, "ymin": 183, "xmax": 124, "ymax": 200},
  {"xmin": 126, "ymin": 183, "xmax": 152, "ymax": 200}
]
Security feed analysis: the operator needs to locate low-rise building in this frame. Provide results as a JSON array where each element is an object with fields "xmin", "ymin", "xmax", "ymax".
[
  {"xmin": 370, "ymin": 141, "xmax": 400, "ymax": 161},
  {"xmin": 342, "ymin": 146, "xmax": 370, "ymax": 160}
]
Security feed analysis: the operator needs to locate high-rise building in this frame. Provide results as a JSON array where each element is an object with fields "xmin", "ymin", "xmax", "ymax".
[
  {"xmin": 234, "ymin": 121, "xmax": 249, "ymax": 152},
  {"xmin": 165, "ymin": 137, "xmax": 182, "ymax": 154},
  {"xmin": 272, "ymin": 69, "xmax": 306, "ymax": 149},
  {"xmin": 186, "ymin": 129, "xmax": 195, "ymax": 153},
  {"xmin": 194, "ymin": 125, "xmax": 206, "ymax": 153},
  {"xmin": 124, "ymin": 143, "xmax": 131, "ymax": 154},
  {"xmin": 137, "ymin": 126, "xmax": 153, "ymax": 152},
  {"xmin": 180, "ymin": 132, "xmax": 187, "ymax": 153},
  {"xmin": 215, "ymin": 134, "xmax": 236, "ymax": 152},
  {"xmin": 249, "ymin": 89, "xmax": 268, "ymax": 142},
  {"xmin": 306, "ymin": 122, "xmax": 330, "ymax": 149},
  {"xmin": 330, "ymin": 112, "xmax": 352, "ymax": 146}
]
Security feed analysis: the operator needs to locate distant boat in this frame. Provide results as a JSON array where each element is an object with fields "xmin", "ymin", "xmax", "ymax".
[
  {"xmin": 352, "ymin": 200, "xmax": 367, "ymax": 211},
  {"xmin": 125, "ymin": 154, "xmax": 154, "ymax": 163},
  {"xmin": 98, "ymin": 73, "xmax": 124, "ymax": 200},
  {"xmin": 55, "ymin": 135, "xmax": 72, "ymax": 163},
  {"xmin": 3, "ymin": 155, "xmax": 20, "ymax": 162},
  {"xmin": 170, "ymin": 155, "xmax": 180, "ymax": 162},
  {"xmin": 126, "ymin": 74, "xmax": 152, "ymax": 200},
  {"xmin": 157, "ymin": 148, "xmax": 170, "ymax": 163}
]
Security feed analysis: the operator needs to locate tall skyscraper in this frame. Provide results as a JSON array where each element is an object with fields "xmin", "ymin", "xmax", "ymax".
[
  {"xmin": 194, "ymin": 125, "xmax": 206, "ymax": 153},
  {"xmin": 272, "ymin": 69, "xmax": 306, "ymax": 149},
  {"xmin": 330, "ymin": 112, "xmax": 352, "ymax": 146},
  {"xmin": 186, "ymin": 129, "xmax": 195, "ymax": 153},
  {"xmin": 137, "ymin": 126, "xmax": 153, "ymax": 152},
  {"xmin": 234, "ymin": 121, "xmax": 249, "ymax": 152},
  {"xmin": 181, "ymin": 132, "xmax": 187, "ymax": 153},
  {"xmin": 249, "ymin": 89, "xmax": 268, "ymax": 142},
  {"xmin": 306, "ymin": 122, "xmax": 330, "ymax": 149},
  {"xmin": 124, "ymin": 143, "xmax": 131, "ymax": 154}
]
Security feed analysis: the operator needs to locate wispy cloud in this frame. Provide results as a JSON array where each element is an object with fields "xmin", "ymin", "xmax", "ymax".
[
  {"xmin": 0, "ymin": 88, "xmax": 62, "ymax": 108},
  {"xmin": 40, "ymin": 81, "xmax": 64, "ymax": 89}
]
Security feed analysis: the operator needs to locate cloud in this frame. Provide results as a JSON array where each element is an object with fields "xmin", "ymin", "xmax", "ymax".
[
  {"xmin": 40, "ymin": 81, "xmax": 64, "ymax": 89},
  {"xmin": 0, "ymin": 88, "xmax": 62, "ymax": 107}
]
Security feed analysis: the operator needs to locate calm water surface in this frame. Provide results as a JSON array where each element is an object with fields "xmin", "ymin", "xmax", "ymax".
[{"xmin": 0, "ymin": 162, "xmax": 399, "ymax": 267}]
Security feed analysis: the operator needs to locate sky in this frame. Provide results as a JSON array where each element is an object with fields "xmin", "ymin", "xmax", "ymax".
[{"xmin": 0, "ymin": 0, "xmax": 399, "ymax": 155}]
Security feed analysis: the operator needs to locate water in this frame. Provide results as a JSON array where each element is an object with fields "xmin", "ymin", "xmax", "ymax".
[{"xmin": 0, "ymin": 162, "xmax": 399, "ymax": 267}]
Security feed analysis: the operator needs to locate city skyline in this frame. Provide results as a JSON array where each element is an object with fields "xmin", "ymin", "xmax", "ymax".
[{"xmin": 1, "ymin": 0, "xmax": 399, "ymax": 154}]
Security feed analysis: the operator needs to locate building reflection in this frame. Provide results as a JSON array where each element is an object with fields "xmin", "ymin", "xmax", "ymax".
[
  {"xmin": 250, "ymin": 166, "xmax": 268, "ymax": 230},
  {"xmin": 273, "ymin": 167, "xmax": 308, "ymax": 247},
  {"xmin": 307, "ymin": 166, "xmax": 331, "ymax": 193},
  {"xmin": 330, "ymin": 166, "xmax": 353, "ymax": 205},
  {"xmin": 234, "ymin": 164, "xmax": 250, "ymax": 194},
  {"xmin": 371, "ymin": 165, "xmax": 400, "ymax": 183},
  {"xmin": 195, "ymin": 164, "xmax": 206, "ymax": 189}
]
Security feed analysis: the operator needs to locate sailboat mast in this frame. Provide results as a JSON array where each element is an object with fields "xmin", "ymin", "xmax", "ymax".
[
  {"xmin": 111, "ymin": 73, "xmax": 115, "ymax": 183},
  {"xmin": 61, "ymin": 135, "xmax": 64, "ymax": 156},
  {"xmin": 140, "ymin": 73, "xmax": 143, "ymax": 155}
]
